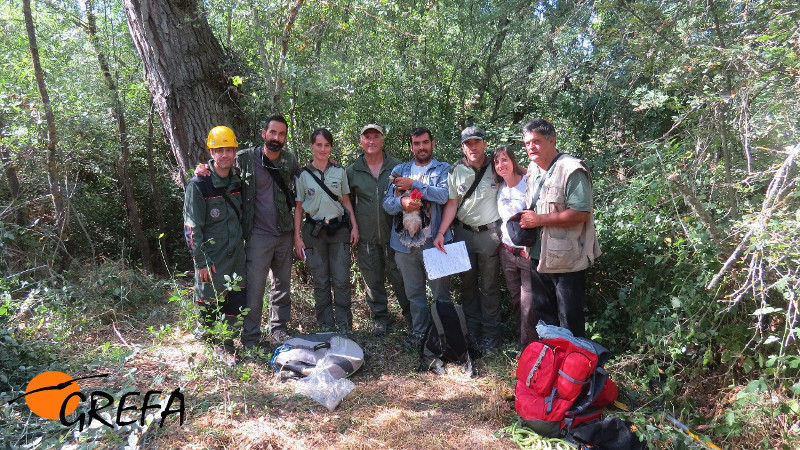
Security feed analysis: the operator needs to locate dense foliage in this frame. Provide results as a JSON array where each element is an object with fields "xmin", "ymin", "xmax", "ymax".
[{"xmin": 1, "ymin": 0, "xmax": 798, "ymax": 447}]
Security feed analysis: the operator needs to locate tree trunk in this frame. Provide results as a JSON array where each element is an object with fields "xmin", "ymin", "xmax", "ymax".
[
  {"xmin": 477, "ymin": 14, "xmax": 511, "ymax": 115},
  {"xmin": 85, "ymin": 0, "xmax": 155, "ymax": 273},
  {"xmin": 252, "ymin": 7, "xmax": 273, "ymax": 92},
  {"xmin": 122, "ymin": 0, "xmax": 245, "ymax": 182},
  {"xmin": 273, "ymin": 0, "xmax": 305, "ymax": 110},
  {"xmin": 0, "ymin": 116, "xmax": 25, "ymax": 226},
  {"xmin": 23, "ymin": 0, "xmax": 71, "ymax": 270}
]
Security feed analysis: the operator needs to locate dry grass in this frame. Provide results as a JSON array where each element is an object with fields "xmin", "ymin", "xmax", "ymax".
[
  {"xmin": 18, "ymin": 262, "xmax": 794, "ymax": 448},
  {"xmin": 44, "ymin": 273, "xmax": 522, "ymax": 449}
]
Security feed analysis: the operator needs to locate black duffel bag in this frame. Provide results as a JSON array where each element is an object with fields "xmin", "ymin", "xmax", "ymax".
[{"xmin": 506, "ymin": 211, "xmax": 540, "ymax": 247}]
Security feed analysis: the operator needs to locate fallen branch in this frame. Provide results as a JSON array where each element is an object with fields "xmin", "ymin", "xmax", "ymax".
[
  {"xmin": 707, "ymin": 145, "xmax": 798, "ymax": 291},
  {"xmin": 112, "ymin": 321, "xmax": 132, "ymax": 348}
]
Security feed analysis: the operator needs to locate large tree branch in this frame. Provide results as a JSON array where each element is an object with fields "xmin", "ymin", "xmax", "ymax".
[{"xmin": 667, "ymin": 172, "xmax": 725, "ymax": 251}]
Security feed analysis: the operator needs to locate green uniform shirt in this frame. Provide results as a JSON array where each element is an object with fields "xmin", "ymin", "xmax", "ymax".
[
  {"xmin": 448, "ymin": 157, "xmax": 500, "ymax": 227},
  {"xmin": 346, "ymin": 152, "xmax": 401, "ymax": 245},
  {"xmin": 296, "ymin": 162, "xmax": 349, "ymax": 221},
  {"xmin": 183, "ymin": 160, "xmax": 246, "ymax": 301}
]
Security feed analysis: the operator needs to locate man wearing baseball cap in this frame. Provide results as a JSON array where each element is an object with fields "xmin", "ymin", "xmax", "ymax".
[
  {"xmin": 346, "ymin": 124, "xmax": 410, "ymax": 336},
  {"xmin": 433, "ymin": 126, "xmax": 503, "ymax": 352}
]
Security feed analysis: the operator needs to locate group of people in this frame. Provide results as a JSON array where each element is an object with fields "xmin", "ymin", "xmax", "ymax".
[{"xmin": 183, "ymin": 115, "xmax": 600, "ymax": 364}]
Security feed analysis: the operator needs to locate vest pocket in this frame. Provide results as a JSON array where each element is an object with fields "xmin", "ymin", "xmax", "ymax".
[
  {"xmin": 544, "ymin": 236, "xmax": 579, "ymax": 270},
  {"xmin": 544, "ymin": 189, "xmax": 565, "ymax": 213}
]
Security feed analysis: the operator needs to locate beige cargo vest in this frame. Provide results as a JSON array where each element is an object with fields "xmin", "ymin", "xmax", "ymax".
[{"xmin": 531, "ymin": 155, "xmax": 601, "ymax": 273}]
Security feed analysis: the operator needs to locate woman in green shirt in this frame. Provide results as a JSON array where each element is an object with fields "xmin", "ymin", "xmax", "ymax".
[{"xmin": 294, "ymin": 128, "xmax": 359, "ymax": 331}]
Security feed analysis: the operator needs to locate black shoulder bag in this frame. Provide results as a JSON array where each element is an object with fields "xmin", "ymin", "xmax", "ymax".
[{"xmin": 506, "ymin": 153, "xmax": 562, "ymax": 247}]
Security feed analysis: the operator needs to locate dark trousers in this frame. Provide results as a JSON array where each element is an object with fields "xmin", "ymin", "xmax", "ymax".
[
  {"xmin": 302, "ymin": 223, "xmax": 352, "ymax": 331},
  {"xmin": 500, "ymin": 246, "xmax": 535, "ymax": 349},
  {"xmin": 529, "ymin": 261, "xmax": 586, "ymax": 337},
  {"xmin": 356, "ymin": 240, "xmax": 409, "ymax": 326}
]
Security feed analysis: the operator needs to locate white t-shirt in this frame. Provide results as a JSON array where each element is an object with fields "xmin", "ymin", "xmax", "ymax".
[
  {"xmin": 408, "ymin": 162, "xmax": 430, "ymax": 181},
  {"xmin": 497, "ymin": 174, "xmax": 527, "ymax": 248}
]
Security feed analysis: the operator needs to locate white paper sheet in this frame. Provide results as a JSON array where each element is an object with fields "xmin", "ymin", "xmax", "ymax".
[{"xmin": 422, "ymin": 241, "xmax": 472, "ymax": 280}]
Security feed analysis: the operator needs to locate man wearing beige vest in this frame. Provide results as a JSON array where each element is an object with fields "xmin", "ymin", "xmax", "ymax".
[{"xmin": 519, "ymin": 118, "xmax": 601, "ymax": 338}]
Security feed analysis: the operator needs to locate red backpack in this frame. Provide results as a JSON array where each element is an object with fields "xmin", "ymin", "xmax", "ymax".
[{"xmin": 515, "ymin": 322, "xmax": 619, "ymax": 438}]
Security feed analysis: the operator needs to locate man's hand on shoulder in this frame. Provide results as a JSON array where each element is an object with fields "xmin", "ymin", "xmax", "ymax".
[{"xmin": 194, "ymin": 163, "xmax": 211, "ymax": 177}]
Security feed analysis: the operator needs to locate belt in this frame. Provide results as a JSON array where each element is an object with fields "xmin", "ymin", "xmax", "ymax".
[
  {"xmin": 460, "ymin": 219, "xmax": 501, "ymax": 232},
  {"xmin": 305, "ymin": 214, "xmax": 343, "ymax": 226},
  {"xmin": 502, "ymin": 243, "xmax": 529, "ymax": 259}
]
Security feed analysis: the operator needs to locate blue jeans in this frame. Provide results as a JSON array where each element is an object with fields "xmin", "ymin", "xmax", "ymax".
[{"xmin": 394, "ymin": 238, "xmax": 451, "ymax": 337}]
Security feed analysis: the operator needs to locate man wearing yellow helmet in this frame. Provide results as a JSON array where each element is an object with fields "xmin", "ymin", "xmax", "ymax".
[
  {"xmin": 194, "ymin": 116, "xmax": 300, "ymax": 352},
  {"xmin": 183, "ymin": 126, "xmax": 246, "ymax": 365}
]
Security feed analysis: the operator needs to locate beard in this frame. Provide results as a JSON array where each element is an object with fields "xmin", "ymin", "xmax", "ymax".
[
  {"xmin": 415, "ymin": 152, "xmax": 432, "ymax": 165},
  {"xmin": 265, "ymin": 140, "xmax": 284, "ymax": 152}
]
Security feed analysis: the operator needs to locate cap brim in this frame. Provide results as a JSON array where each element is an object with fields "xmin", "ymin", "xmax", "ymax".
[{"xmin": 360, "ymin": 125, "xmax": 383, "ymax": 135}]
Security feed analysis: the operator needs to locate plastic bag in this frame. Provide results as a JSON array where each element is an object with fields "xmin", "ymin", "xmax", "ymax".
[{"xmin": 294, "ymin": 367, "xmax": 355, "ymax": 411}]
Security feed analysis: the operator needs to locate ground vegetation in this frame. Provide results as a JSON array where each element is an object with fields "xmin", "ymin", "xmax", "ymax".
[{"xmin": 1, "ymin": 0, "xmax": 798, "ymax": 448}]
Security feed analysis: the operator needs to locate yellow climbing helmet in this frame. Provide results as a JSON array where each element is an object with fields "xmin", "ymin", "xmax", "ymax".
[{"xmin": 206, "ymin": 126, "xmax": 238, "ymax": 149}]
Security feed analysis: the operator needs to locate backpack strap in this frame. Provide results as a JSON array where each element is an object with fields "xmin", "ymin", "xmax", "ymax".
[
  {"xmin": 453, "ymin": 303, "xmax": 469, "ymax": 340},
  {"xmin": 431, "ymin": 301, "xmax": 472, "ymax": 351},
  {"xmin": 527, "ymin": 152, "xmax": 563, "ymax": 211},
  {"xmin": 287, "ymin": 342, "xmax": 331, "ymax": 352},
  {"xmin": 558, "ymin": 369, "xmax": 589, "ymax": 386},
  {"xmin": 545, "ymin": 386, "xmax": 557, "ymax": 414},
  {"xmin": 431, "ymin": 301, "xmax": 448, "ymax": 350},
  {"xmin": 220, "ymin": 190, "xmax": 241, "ymax": 223},
  {"xmin": 525, "ymin": 346, "xmax": 549, "ymax": 387}
]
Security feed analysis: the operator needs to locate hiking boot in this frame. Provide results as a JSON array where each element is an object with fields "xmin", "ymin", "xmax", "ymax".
[
  {"xmin": 479, "ymin": 337, "xmax": 501, "ymax": 354},
  {"xmin": 403, "ymin": 334, "xmax": 424, "ymax": 351},
  {"xmin": 270, "ymin": 329, "xmax": 291, "ymax": 344},
  {"xmin": 372, "ymin": 322, "xmax": 388, "ymax": 337},
  {"xmin": 417, "ymin": 357, "xmax": 446, "ymax": 376}
]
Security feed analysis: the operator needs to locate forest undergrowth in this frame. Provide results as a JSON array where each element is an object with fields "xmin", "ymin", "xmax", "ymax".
[{"xmin": 0, "ymin": 256, "xmax": 797, "ymax": 449}]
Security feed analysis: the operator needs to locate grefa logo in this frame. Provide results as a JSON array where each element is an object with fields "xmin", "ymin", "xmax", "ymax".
[{"xmin": 7, "ymin": 371, "xmax": 185, "ymax": 431}]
